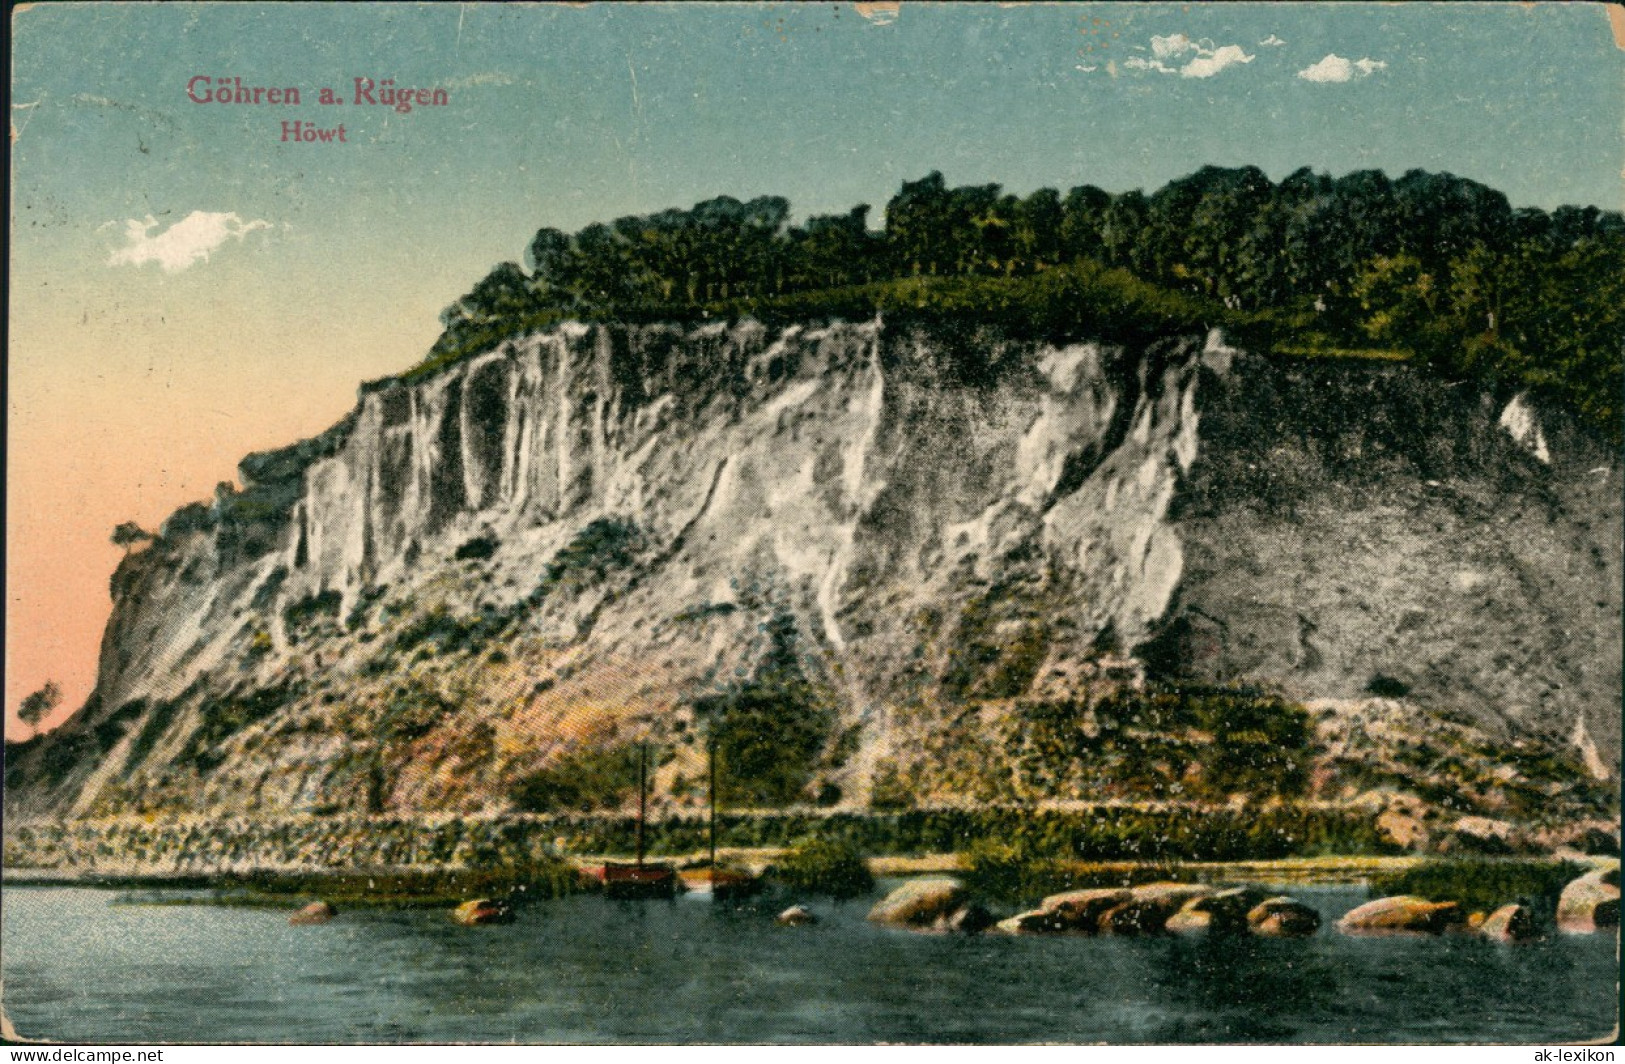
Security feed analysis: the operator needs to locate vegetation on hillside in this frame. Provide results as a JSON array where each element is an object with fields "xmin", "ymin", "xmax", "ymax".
[{"xmin": 425, "ymin": 166, "xmax": 1622, "ymax": 438}]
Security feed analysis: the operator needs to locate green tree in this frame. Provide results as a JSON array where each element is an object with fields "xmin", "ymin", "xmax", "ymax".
[
  {"xmin": 111, "ymin": 521, "xmax": 155, "ymax": 552},
  {"xmin": 1353, "ymin": 253, "xmax": 1442, "ymax": 353},
  {"xmin": 17, "ymin": 681, "xmax": 61, "ymax": 738}
]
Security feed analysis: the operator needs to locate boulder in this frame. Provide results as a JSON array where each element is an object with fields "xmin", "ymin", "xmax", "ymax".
[
  {"xmin": 1185, "ymin": 887, "xmax": 1272, "ymax": 935},
  {"xmin": 1037, "ymin": 888, "xmax": 1131, "ymax": 933},
  {"xmin": 1479, "ymin": 903, "xmax": 1537, "ymax": 942},
  {"xmin": 1557, "ymin": 868, "xmax": 1621, "ymax": 934},
  {"xmin": 1337, "ymin": 895, "xmax": 1463, "ymax": 935},
  {"xmin": 1246, "ymin": 896, "xmax": 1321, "ymax": 938},
  {"xmin": 996, "ymin": 909, "xmax": 1064, "ymax": 935},
  {"xmin": 776, "ymin": 904, "xmax": 816, "ymax": 927},
  {"xmin": 938, "ymin": 904, "xmax": 997, "ymax": 935},
  {"xmin": 1164, "ymin": 909, "xmax": 1216, "ymax": 935},
  {"xmin": 288, "ymin": 900, "xmax": 336, "ymax": 925},
  {"xmin": 451, "ymin": 898, "xmax": 514, "ymax": 926},
  {"xmin": 1100, "ymin": 883, "xmax": 1214, "ymax": 936},
  {"xmin": 867, "ymin": 877, "xmax": 967, "ymax": 927}
]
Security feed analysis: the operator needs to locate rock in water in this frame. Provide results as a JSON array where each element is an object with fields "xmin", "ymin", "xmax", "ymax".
[
  {"xmin": 1037, "ymin": 889, "xmax": 1132, "ymax": 933},
  {"xmin": 938, "ymin": 904, "xmax": 996, "ymax": 935},
  {"xmin": 1479, "ymin": 903, "xmax": 1537, "ymax": 942},
  {"xmin": 1099, "ymin": 883, "xmax": 1213, "ymax": 936},
  {"xmin": 867, "ymin": 878, "xmax": 967, "ymax": 927},
  {"xmin": 1246, "ymin": 897, "xmax": 1321, "ymax": 938},
  {"xmin": 1163, "ymin": 909, "xmax": 1216, "ymax": 935},
  {"xmin": 1337, "ymin": 896, "xmax": 1463, "ymax": 935},
  {"xmin": 452, "ymin": 898, "xmax": 514, "ymax": 926},
  {"xmin": 1169, "ymin": 887, "xmax": 1271, "ymax": 935},
  {"xmin": 289, "ymin": 900, "xmax": 336, "ymax": 925},
  {"xmin": 1557, "ymin": 868, "xmax": 1621, "ymax": 934},
  {"xmin": 996, "ymin": 909, "xmax": 1062, "ymax": 936},
  {"xmin": 776, "ymin": 904, "xmax": 817, "ymax": 927}
]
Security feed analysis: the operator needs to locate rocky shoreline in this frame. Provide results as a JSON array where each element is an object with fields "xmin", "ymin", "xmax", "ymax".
[{"xmin": 863, "ymin": 864, "xmax": 1619, "ymax": 942}]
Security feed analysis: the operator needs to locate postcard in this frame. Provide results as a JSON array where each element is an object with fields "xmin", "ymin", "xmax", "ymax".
[{"xmin": 4, "ymin": 0, "xmax": 1621, "ymax": 1047}]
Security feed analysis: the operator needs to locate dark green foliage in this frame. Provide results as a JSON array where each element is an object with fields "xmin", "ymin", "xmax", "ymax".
[
  {"xmin": 17, "ymin": 681, "xmax": 62, "ymax": 735},
  {"xmin": 528, "ymin": 802, "xmax": 1390, "ymax": 864},
  {"xmin": 376, "ymin": 683, "xmax": 451, "ymax": 743},
  {"xmin": 528, "ymin": 518, "xmax": 644, "ymax": 604},
  {"xmin": 1005, "ymin": 684, "xmax": 1311, "ymax": 802},
  {"xmin": 283, "ymin": 589, "xmax": 342, "ymax": 630},
  {"xmin": 941, "ymin": 580, "xmax": 1052, "ymax": 701},
  {"xmin": 345, "ymin": 583, "xmax": 390, "ymax": 630},
  {"xmin": 91, "ymin": 698, "xmax": 148, "ymax": 753},
  {"xmin": 454, "ymin": 534, "xmax": 499, "ymax": 561},
  {"xmin": 123, "ymin": 698, "xmax": 186, "ymax": 773},
  {"xmin": 414, "ymin": 166, "xmax": 1620, "ymax": 442},
  {"xmin": 771, "ymin": 837, "xmax": 875, "ymax": 899},
  {"xmin": 1369, "ymin": 858, "xmax": 1587, "ymax": 918},
  {"xmin": 699, "ymin": 614, "xmax": 837, "ymax": 808},
  {"xmin": 1365, "ymin": 674, "xmax": 1411, "ymax": 698},
  {"xmin": 508, "ymin": 745, "xmax": 643, "ymax": 813},
  {"xmin": 671, "ymin": 601, "xmax": 738, "ymax": 624},
  {"xmin": 175, "ymin": 684, "xmax": 300, "ymax": 774},
  {"xmin": 391, "ymin": 603, "xmax": 512, "ymax": 655},
  {"xmin": 963, "ymin": 841, "xmax": 1189, "ymax": 907},
  {"xmin": 111, "ymin": 521, "xmax": 155, "ymax": 550}
]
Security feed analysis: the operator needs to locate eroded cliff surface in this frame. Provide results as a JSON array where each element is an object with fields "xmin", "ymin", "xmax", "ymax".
[{"xmin": 5, "ymin": 319, "xmax": 1616, "ymax": 824}]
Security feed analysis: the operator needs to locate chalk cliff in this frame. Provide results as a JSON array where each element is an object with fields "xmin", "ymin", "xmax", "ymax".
[{"xmin": 5, "ymin": 319, "xmax": 1617, "ymax": 823}]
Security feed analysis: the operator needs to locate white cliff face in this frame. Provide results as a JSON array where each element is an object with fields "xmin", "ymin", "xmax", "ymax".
[
  {"xmin": 11, "ymin": 320, "xmax": 1618, "ymax": 821},
  {"xmin": 98, "ymin": 320, "xmax": 1217, "ymax": 710},
  {"xmin": 27, "ymin": 319, "xmax": 1218, "ymax": 817}
]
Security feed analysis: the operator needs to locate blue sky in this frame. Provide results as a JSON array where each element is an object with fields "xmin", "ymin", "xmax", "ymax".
[
  {"xmin": 12, "ymin": 3, "xmax": 1624, "ymax": 283},
  {"xmin": 6, "ymin": 1, "xmax": 1624, "ymax": 727}
]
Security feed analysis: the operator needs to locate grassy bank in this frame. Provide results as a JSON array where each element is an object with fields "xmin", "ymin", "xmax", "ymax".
[{"xmin": 4, "ymin": 804, "xmax": 1397, "ymax": 879}]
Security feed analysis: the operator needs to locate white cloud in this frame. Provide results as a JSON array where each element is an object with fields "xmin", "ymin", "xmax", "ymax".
[
  {"xmin": 1182, "ymin": 44, "xmax": 1254, "ymax": 79},
  {"xmin": 1297, "ymin": 53, "xmax": 1388, "ymax": 83},
  {"xmin": 107, "ymin": 211, "xmax": 271, "ymax": 273},
  {"xmin": 1151, "ymin": 33, "xmax": 1196, "ymax": 60},
  {"xmin": 1124, "ymin": 55, "xmax": 1174, "ymax": 74},
  {"xmin": 1132, "ymin": 35, "xmax": 1254, "ymax": 78},
  {"xmin": 1259, "ymin": 34, "xmax": 1286, "ymax": 47}
]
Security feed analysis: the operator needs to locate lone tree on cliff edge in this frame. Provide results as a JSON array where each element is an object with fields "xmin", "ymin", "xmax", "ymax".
[
  {"xmin": 111, "ymin": 521, "xmax": 155, "ymax": 553},
  {"xmin": 17, "ymin": 681, "xmax": 61, "ymax": 739}
]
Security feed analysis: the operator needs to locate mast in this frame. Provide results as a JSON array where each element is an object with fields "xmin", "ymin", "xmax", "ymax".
[
  {"xmin": 708, "ymin": 733, "xmax": 718, "ymax": 872},
  {"xmin": 636, "ymin": 741, "xmax": 647, "ymax": 868}
]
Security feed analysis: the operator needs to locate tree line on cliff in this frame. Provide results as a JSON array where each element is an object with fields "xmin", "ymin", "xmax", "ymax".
[{"xmin": 427, "ymin": 165, "xmax": 1622, "ymax": 438}]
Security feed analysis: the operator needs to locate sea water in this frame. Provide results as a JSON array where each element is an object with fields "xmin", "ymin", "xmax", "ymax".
[{"xmin": 1, "ymin": 885, "xmax": 1616, "ymax": 1043}]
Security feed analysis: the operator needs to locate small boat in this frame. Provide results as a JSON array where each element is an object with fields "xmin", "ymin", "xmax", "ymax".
[
  {"xmin": 598, "ymin": 860, "xmax": 679, "ymax": 900},
  {"xmin": 676, "ymin": 735, "xmax": 762, "ymax": 900},
  {"xmin": 678, "ymin": 864, "xmax": 761, "ymax": 901},
  {"xmin": 592, "ymin": 742, "xmax": 678, "ymax": 900}
]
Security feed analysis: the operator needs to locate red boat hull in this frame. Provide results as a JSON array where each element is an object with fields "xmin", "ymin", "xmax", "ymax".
[{"xmin": 593, "ymin": 862, "xmax": 679, "ymax": 900}]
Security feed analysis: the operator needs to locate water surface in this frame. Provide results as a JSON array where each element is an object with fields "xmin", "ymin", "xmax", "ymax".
[{"xmin": 1, "ymin": 885, "xmax": 1616, "ymax": 1043}]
